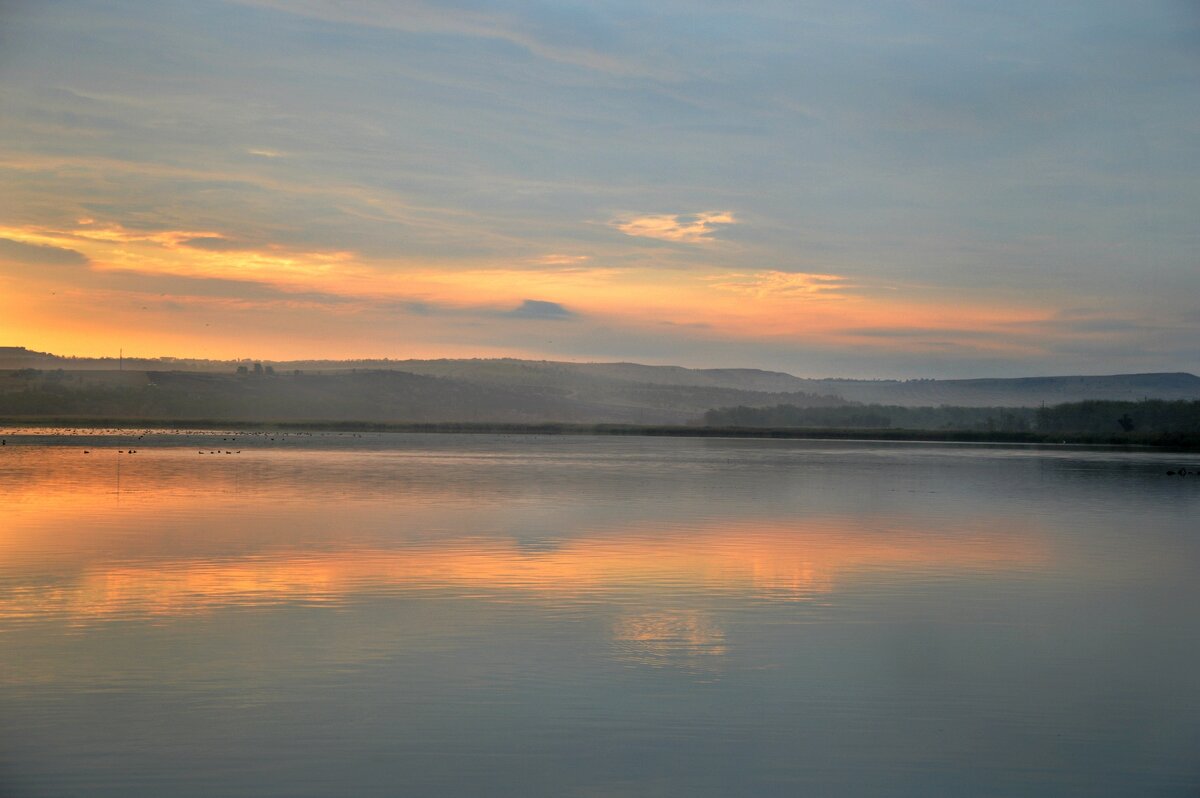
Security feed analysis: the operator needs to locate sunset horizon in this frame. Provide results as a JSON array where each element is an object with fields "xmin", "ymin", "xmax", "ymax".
[{"xmin": 3, "ymin": 2, "xmax": 1198, "ymax": 378}]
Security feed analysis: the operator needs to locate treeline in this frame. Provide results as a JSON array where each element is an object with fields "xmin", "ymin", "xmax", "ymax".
[
  {"xmin": 701, "ymin": 404, "xmax": 1035, "ymax": 431},
  {"xmin": 0, "ymin": 368, "xmax": 851, "ymax": 424},
  {"xmin": 1034, "ymin": 399, "xmax": 1200, "ymax": 435},
  {"xmin": 4, "ymin": 367, "xmax": 1198, "ymax": 438},
  {"xmin": 0, "ymin": 382, "xmax": 238, "ymax": 418},
  {"xmin": 701, "ymin": 399, "xmax": 1200, "ymax": 436},
  {"xmin": 0, "ymin": 371, "xmax": 550, "ymax": 422}
]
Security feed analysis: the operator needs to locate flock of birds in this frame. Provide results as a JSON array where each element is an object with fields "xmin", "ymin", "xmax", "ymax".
[
  {"xmin": 1, "ymin": 429, "xmax": 1198, "ymax": 476},
  {"xmin": 2, "ymin": 427, "xmax": 367, "ymax": 457}
]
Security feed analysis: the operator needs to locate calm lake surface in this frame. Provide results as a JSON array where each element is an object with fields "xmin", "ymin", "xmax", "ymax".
[{"xmin": 2, "ymin": 430, "xmax": 1198, "ymax": 797}]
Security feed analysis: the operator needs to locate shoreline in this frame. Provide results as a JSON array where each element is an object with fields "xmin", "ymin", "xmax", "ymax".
[{"xmin": 2, "ymin": 416, "xmax": 1198, "ymax": 450}]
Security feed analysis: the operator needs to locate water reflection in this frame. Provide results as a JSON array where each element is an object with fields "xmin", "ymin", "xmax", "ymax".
[
  {"xmin": 612, "ymin": 610, "xmax": 728, "ymax": 673},
  {"xmin": 0, "ymin": 518, "xmax": 1050, "ymax": 627},
  {"xmin": 1, "ymin": 436, "xmax": 1198, "ymax": 797}
]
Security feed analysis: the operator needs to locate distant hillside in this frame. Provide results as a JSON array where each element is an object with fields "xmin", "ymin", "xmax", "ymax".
[
  {"xmin": 808, "ymin": 373, "xmax": 1200, "ymax": 406},
  {"xmin": 703, "ymin": 399, "xmax": 1200, "ymax": 441},
  {"xmin": 0, "ymin": 346, "xmax": 228, "ymax": 372},
  {"xmin": 0, "ymin": 368, "xmax": 846, "ymax": 424},
  {"xmin": 3, "ymin": 347, "xmax": 1198, "ymax": 414},
  {"xmin": 234, "ymin": 359, "xmax": 1200, "ymax": 406},
  {"xmin": 701, "ymin": 404, "xmax": 1036, "ymax": 432}
]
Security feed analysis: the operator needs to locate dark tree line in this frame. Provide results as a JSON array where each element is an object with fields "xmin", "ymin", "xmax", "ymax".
[
  {"xmin": 701, "ymin": 404, "xmax": 1035, "ymax": 431},
  {"xmin": 1034, "ymin": 400, "xmax": 1200, "ymax": 435},
  {"xmin": 701, "ymin": 399, "xmax": 1200, "ymax": 436}
]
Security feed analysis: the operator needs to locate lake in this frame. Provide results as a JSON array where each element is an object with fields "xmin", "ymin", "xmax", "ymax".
[{"xmin": 1, "ymin": 430, "xmax": 1198, "ymax": 796}]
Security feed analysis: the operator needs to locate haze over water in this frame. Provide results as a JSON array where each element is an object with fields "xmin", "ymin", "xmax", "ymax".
[{"xmin": 2, "ymin": 432, "xmax": 1198, "ymax": 796}]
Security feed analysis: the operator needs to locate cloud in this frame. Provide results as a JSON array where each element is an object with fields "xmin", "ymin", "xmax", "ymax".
[
  {"xmin": 508, "ymin": 299, "xmax": 576, "ymax": 320},
  {"xmin": 707, "ymin": 271, "xmax": 850, "ymax": 299},
  {"xmin": 95, "ymin": 270, "xmax": 352, "ymax": 306},
  {"xmin": 247, "ymin": 148, "xmax": 285, "ymax": 158},
  {"xmin": 230, "ymin": 0, "xmax": 660, "ymax": 77},
  {"xmin": 1038, "ymin": 308, "xmax": 1159, "ymax": 336},
  {"xmin": 179, "ymin": 236, "xmax": 254, "ymax": 252},
  {"xmin": 531, "ymin": 254, "xmax": 590, "ymax": 267},
  {"xmin": 0, "ymin": 237, "xmax": 89, "ymax": 267},
  {"xmin": 23, "ymin": 221, "xmax": 228, "ymax": 249},
  {"xmin": 841, "ymin": 326, "xmax": 1005, "ymax": 340},
  {"xmin": 614, "ymin": 212, "xmax": 735, "ymax": 244}
]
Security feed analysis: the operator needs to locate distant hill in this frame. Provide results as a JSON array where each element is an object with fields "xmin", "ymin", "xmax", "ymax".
[
  {"xmin": 0, "ymin": 346, "xmax": 228, "ymax": 372},
  {"xmin": 806, "ymin": 373, "xmax": 1200, "ymax": 407},
  {"xmin": 702, "ymin": 399, "xmax": 1200, "ymax": 440},
  {"xmin": 0, "ymin": 367, "xmax": 847, "ymax": 424},
  {"xmin": 340, "ymin": 360, "xmax": 1200, "ymax": 407},
  {"xmin": 2, "ymin": 346, "xmax": 1198, "ymax": 421},
  {"xmin": 232, "ymin": 358, "xmax": 1200, "ymax": 406}
]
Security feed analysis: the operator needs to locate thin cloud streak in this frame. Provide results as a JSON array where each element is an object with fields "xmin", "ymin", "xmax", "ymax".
[
  {"xmin": 614, "ymin": 212, "xmax": 736, "ymax": 244},
  {"xmin": 707, "ymin": 271, "xmax": 851, "ymax": 299},
  {"xmin": 230, "ymin": 0, "xmax": 669, "ymax": 78}
]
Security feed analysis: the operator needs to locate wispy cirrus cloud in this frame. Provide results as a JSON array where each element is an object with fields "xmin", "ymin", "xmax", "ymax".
[
  {"xmin": 707, "ymin": 271, "xmax": 851, "ymax": 299},
  {"xmin": 530, "ymin": 254, "xmax": 591, "ymax": 267},
  {"xmin": 230, "ymin": 0, "xmax": 662, "ymax": 78},
  {"xmin": 614, "ymin": 211, "xmax": 735, "ymax": 244},
  {"xmin": 0, "ymin": 221, "xmax": 358, "ymax": 286},
  {"xmin": 179, "ymin": 236, "xmax": 257, "ymax": 252}
]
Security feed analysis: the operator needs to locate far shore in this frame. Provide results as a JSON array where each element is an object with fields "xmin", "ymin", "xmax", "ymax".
[{"xmin": 2, "ymin": 416, "xmax": 1199, "ymax": 450}]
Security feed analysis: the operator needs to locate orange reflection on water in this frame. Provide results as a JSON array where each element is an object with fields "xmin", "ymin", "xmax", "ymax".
[
  {"xmin": 0, "ymin": 519, "xmax": 1051, "ymax": 626},
  {"xmin": 612, "ymin": 610, "xmax": 728, "ymax": 672}
]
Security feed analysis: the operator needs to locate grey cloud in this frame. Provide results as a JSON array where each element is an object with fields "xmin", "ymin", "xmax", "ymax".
[
  {"xmin": 842, "ymin": 326, "xmax": 1008, "ymax": 341},
  {"xmin": 508, "ymin": 299, "xmax": 576, "ymax": 320},
  {"xmin": 1051, "ymin": 318, "xmax": 1156, "ymax": 335},
  {"xmin": 376, "ymin": 299, "xmax": 484, "ymax": 318},
  {"xmin": 179, "ymin": 237, "xmax": 255, "ymax": 252},
  {"xmin": 376, "ymin": 298, "xmax": 577, "ymax": 321},
  {"xmin": 397, "ymin": 301, "xmax": 434, "ymax": 316},
  {"xmin": 97, "ymin": 270, "xmax": 350, "ymax": 305},
  {"xmin": 0, "ymin": 237, "xmax": 89, "ymax": 267}
]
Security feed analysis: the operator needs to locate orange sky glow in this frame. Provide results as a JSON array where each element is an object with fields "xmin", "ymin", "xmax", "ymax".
[
  {"xmin": 1, "ymin": 1, "xmax": 1197, "ymax": 376},
  {"xmin": 0, "ymin": 219, "xmax": 1057, "ymax": 364}
]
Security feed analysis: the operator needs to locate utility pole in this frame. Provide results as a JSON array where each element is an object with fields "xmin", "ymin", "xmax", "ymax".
[{"xmin": 119, "ymin": 348, "xmax": 123, "ymax": 371}]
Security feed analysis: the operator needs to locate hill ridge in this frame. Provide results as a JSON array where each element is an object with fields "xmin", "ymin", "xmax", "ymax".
[{"xmin": 3, "ymin": 347, "xmax": 1198, "ymax": 414}]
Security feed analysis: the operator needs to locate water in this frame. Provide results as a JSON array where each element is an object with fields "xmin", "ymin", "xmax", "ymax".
[{"xmin": 1, "ymin": 431, "xmax": 1198, "ymax": 796}]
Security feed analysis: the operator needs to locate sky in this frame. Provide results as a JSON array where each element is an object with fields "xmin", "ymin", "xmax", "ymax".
[{"xmin": 1, "ymin": 0, "xmax": 1198, "ymax": 378}]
